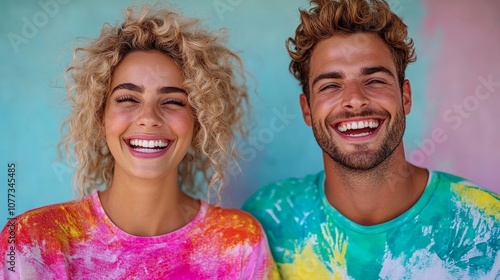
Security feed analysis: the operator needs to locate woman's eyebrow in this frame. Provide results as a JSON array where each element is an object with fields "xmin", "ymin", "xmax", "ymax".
[
  {"xmin": 157, "ymin": 86, "xmax": 187, "ymax": 95},
  {"xmin": 111, "ymin": 83, "xmax": 144, "ymax": 94}
]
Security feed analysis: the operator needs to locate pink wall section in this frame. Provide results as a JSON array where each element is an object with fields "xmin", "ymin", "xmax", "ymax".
[{"xmin": 416, "ymin": 0, "xmax": 500, "ymax": 193}]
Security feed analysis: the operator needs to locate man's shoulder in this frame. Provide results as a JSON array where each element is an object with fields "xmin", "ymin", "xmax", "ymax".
[
  {"xmin": 432, "ymin": 170, "xmax": 499, "ymax": 220},
  {"xmin": 434, "ymin": 170, "xmax": 485, "ymax": 187},
  {"xmin": 241, "ymin": 171, "xmax": 326, "ymax": 257},
  {"xmin": 242, "ymin": 171, "xmax": 324, "ymax": 220},
  {"xmin": 433, "ymin": 170, "xmax": 499, "ymax": 199}
]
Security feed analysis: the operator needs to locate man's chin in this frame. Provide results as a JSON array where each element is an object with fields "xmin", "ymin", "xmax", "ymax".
[{"xmin": 328, "ymin": 152, "xmax": 384, "ymax": 171}]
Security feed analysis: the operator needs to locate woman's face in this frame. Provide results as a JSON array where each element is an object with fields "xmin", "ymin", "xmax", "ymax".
[{"xmin": 103, "ymin": 50, "xmax": 194, "ymax": 181}]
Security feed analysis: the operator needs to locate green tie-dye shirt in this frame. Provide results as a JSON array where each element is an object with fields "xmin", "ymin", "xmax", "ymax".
[{"xmin": 243, "ymin": 170, "xmax": 500, "ymax": 279}]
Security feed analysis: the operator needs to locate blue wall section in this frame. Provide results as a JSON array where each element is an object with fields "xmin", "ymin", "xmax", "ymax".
[{"xmin": 1, "ymin": 0, "xmax": 499, "ymax": 224}]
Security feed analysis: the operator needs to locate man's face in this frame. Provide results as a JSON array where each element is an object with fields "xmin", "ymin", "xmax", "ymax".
[{"xmin": 300, "ymin": 33, "xmax": 412, "ymax": 170}]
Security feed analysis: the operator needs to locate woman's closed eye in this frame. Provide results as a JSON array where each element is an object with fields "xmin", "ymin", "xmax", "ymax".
[
  {"xmin": 114, "ymin": 95, "xmax": 139, "ymax": 103},
  {"xmin": 162, "ymin": 98, "xmax": 186, "ymax": 107}
]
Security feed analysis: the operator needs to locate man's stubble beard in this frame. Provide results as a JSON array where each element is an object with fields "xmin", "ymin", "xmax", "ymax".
[{"xmin": 311, "ymin": 107, "xmax": 406, "ymax": 171}]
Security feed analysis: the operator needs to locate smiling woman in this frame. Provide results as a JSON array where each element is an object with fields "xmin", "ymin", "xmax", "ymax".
[
  {"xmin": 103, "ymin": 51, "xmax": 194, "ymax": 187},
  {"xmin": 0, "ymin": 5, "xmax": 277, "ymax": 279}
]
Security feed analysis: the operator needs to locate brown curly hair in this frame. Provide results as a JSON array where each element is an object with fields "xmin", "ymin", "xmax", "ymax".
[
  {"xmin": 61, "ymin": 5, "xmax": 248, "ymax": 201},
  {"xmin": 287, "ymin": 0, "xmax": 416, "ymax": 98}
]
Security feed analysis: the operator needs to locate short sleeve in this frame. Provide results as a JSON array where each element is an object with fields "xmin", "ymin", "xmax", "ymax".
[{"xmin": 240, "ymin": 226, "xmax": 280, "ymax": 280}]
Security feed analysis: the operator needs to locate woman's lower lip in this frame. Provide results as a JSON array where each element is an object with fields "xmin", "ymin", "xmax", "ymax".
[{"xmin": 127, "ymin": 145, "xmax": 170, "ymax": 159}]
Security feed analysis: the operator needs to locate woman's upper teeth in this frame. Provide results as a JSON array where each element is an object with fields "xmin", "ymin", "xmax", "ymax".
[{"xmin": 130, "ymin": 139, "xmax": 169, "ymax": 148}]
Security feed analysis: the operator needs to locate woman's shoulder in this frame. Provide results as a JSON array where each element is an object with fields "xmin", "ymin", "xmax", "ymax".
[
  {"xmin": 199, "ymin": 203, "xmax": 266, "ymax": 244},
  {"xmin": 1, "ymin": 194, "xmax": 97, "ymax": 244},
  {"xmin": 205, "ymin": 204, "xmax": 263, "ymax": 229},
  {"xmin": 15, "ymin": 195, "xmax": 94, "ymax": 226}
]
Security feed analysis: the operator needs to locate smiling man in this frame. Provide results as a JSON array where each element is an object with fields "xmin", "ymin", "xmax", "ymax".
[{"xmin": 242, "ymin": 0, "xmax": 500, "ymax": 279}]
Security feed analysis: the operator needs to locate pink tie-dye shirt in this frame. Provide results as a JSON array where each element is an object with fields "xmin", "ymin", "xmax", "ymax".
[{"xmin": 0, "ymin": 191, "xmax": 278, "ymax": 279}]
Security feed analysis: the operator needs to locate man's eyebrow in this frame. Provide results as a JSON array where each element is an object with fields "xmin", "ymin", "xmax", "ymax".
[
  {"xmin": 311, "ymin": 71, "xmax": 345, "ymax": 89},
  {"xmin": 361, "ymin": 66, "xmax": 395, "ymax": 78},
  {"xmin": 157, "ymin": 86, "xmax": 187, "ymax": 95},
  {"xmin": 111, "ymin": 83, "xmax": 144, "ymax": 94}
]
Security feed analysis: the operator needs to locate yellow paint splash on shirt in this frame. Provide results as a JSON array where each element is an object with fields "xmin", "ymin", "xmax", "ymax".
[
  {"xmin": 280, "ymin": 241, "xmax": 333, "ymax": 279},
  {"xmin": 55, "ymin": 217, "xmax": 83, "ymax": 239},
  {"xmin": 280, "ymin": 231, "xmax": 349, "ymax": 280},
  {"xmin": 453, "ymin": 183, "xmax": 500, "ymax": 220},
  {"xmin": 321, "ymin": 224, "xmax": 347, "ymax": 279},
  {"xmin": 51, "ymin": 201, "xmax": 99, "ymax": 241}
]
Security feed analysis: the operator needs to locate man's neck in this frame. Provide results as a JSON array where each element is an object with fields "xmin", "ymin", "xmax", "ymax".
[{"xmin": 323, "ymin": 150, "xmax": 428, "ymax": 226}]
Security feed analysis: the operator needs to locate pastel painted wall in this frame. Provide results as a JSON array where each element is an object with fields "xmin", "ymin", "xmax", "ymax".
[{"xmin": 1, "ymin": 0, "xmax": 499, "ymax": 223}]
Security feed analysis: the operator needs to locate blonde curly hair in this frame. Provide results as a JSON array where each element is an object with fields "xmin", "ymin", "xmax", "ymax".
[
  {"xmin": 287, "ymin": 0, "xmax": 416, "ymax": 98},
  {"xmin": 62, "ymin": 5, "xmax": 248, "ymax": 201}
]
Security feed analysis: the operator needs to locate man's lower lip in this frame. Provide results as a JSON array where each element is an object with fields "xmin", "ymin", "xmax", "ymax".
[
  {"xmin": 339, "ymin": 133, "xmax": 374, "ymax": 140},
  {"xmin": 127, "ymin": 145, "xmax": 170, "ymax": 158},
  {"xmin": 335, "ymin": 128, "xmax": 380, "ymax": 140},
  {"xmin": 344, "ymin": 132, "xmax": 372, "ymax": 137}
]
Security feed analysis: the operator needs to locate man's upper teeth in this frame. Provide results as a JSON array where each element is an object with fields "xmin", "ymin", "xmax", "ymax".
[
  {"xmin": 130, "ymin": 139, "xmax": 168, "ymax": 148},
  {"xmin": 337, "ymin": 120, "xmax": 379, "ymax": 132}
]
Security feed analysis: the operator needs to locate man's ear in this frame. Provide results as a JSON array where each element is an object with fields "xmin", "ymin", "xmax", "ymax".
[
  {"xmin": 300, "ymin": 93, "xmax": 312, "ymax": 126},
  {"xmin": 402, "ymin": 80, "xmax": 412, "ymax": 115}
]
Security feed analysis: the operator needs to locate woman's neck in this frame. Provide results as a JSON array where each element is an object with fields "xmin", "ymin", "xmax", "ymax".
[{"xmin": 99, "ymin": 171, "xmax": 200, "ymax": 237}]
